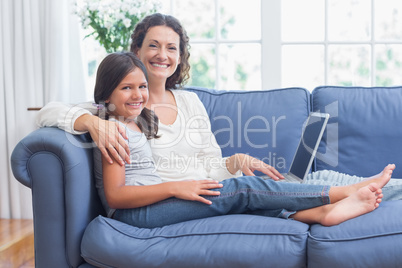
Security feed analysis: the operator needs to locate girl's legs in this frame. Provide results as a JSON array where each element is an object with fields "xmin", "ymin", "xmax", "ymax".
[
  {"xmin": 114, "ymin": 176, "xmax": 331, "ymax": 228},
  {"xmin": 114, "ymin": 165, "xmax": 392, "ymax": 228},
  {"xmin": 292, "ymin": 182, "xmax": 383, "ymax": 226},
  {"xmin": 250, "ymin": 164, "xmax": 393, "ymax": 221}
]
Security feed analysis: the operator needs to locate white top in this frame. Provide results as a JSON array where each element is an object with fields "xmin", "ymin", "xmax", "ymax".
[{"xmin": 36, "ymin": 90, "xmax": 241, "ymax": 181}]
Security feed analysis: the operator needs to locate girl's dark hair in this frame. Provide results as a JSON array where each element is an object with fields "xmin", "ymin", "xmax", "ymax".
[
  {"xmin": 130, "ymin": 13, "xmax": 190, "ymax": 90},
  {"xmin": 94, "ymin": 52, "xmax": 159, "ymax": 139}
]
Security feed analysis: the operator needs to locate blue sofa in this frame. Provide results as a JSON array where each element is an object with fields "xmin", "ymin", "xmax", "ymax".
[{"xmin": 11, "ymin": 86, "xmax": 402, "ymax": 268}]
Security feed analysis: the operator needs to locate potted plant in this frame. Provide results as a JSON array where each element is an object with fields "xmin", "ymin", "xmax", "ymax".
[{"xmin": 73, "ymin": 0, "xmax": 161, "ymax": 53}]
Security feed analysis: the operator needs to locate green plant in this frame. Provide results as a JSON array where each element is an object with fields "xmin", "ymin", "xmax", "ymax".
[{"xmin": 73, "ymin": 0, "xmax": 160, "ymax": 53}]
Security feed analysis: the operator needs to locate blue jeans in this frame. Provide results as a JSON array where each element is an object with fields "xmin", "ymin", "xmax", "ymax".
[
  {"xmin": 113, "ymin": 176, "xmax": 331, "ymax": 228},
  {"xmin": 305, "ymin": 170, "xmax": 402, "ymax": 201}
]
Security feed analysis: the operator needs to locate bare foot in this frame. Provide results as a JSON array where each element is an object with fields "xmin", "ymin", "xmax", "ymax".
[
  {"xmin": 321, "ymin": 183, "xmax": 382, "ymax": 226},
  {"xmin": 329, "ymin": 164, "xmax": 394, "ymax": 203},
  {"xmin": 341, "ymin": 164, "xmax": 394, "ymax": 198},
  {"xmin": 365, "ymin": 164, "xmax": 396, "ymax": 188}
]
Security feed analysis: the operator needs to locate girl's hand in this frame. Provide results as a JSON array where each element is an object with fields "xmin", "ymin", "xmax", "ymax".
[
  {"xmin": 227, "ymin": 153, "xmax": 284, "ymax": 181},
  {"xmin": 79, "ymin": 114, "xmax": 130, "ymax": 165},
  {"xmin": 171, "ymin": 180, "xmax": 223, "ymax": 205}
]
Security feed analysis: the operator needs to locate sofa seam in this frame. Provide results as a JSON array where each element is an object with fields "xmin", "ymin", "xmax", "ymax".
[
  {"xmin": 186, "ymin": 86, "xmax": 310, "ymax": 97},
  {"xmin": 307, "ymin": 230, "xmax": 402, "ymax": 242},
  {"xmin": 80, "ymin": 255, "xmax": 116, "ymax": 268},
  {"xmin": 103, "ymin": 219, "xmax": 310, "ymax": 240},
  {"xmin": 313, "ymin": 85, "xmax": 402, "ymax": 91}
]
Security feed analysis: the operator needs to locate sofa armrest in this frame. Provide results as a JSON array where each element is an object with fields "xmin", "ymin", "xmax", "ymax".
[{"xmin": 11, "ymin": 127, "xmax": 104, "ymax": 268}]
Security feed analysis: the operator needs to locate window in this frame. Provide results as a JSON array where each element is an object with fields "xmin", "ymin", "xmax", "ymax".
[
  {"xmin": 279, "ymin": 0, "xmax": 402, "ymax": 90},
  {"xmin": 163, "ymin": 0, "xmax": 262, "ymax": 90},
  {"xmin": 79, "ymin": 0, "xmax": 402, "ymax": 95}
]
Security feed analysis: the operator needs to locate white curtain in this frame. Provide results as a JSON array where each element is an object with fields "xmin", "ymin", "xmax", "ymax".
[{"xmin": 0, "ymin": 0, "xmax": 86, "ymax": 219}]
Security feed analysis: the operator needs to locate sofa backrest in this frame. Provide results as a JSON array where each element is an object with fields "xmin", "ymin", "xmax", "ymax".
[
  {"xmin": 312, "ymin": 86, "xmax": 402, "ymax": 178},
  {"xmin": 187, "ymin": 86, "xmax": 311, "ymax": 175}
]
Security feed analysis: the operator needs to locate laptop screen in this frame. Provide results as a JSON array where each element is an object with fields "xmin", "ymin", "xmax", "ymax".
[{"xmin": 288, "ymin": 113, "xmax": 329, "ymax": 180}]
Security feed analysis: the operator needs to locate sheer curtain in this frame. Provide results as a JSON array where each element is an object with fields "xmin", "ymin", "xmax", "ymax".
[{"xmin": 0, "ymin": 0, "xmax": 86, "ymax": 219}]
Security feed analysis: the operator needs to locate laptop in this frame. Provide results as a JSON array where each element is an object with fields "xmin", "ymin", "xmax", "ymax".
[{"xmin": 266, "ymin": 112, "xmax": 330, "ymax": 183}]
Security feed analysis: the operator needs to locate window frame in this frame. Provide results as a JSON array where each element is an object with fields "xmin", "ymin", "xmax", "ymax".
[
  {"xmin": 263, "ymin": 0, "xmax": 402, "ymax": 89},
  {"xmin": 168, "ymin": 0, "xmax": 402, "ymax": 89},
  {"xmin": 168, "ymin": 0, "xmax": 264, "ymax": 90},
  {"xmin": 80, "ymin": 0, "xmax": 402, "ymax": 93}
]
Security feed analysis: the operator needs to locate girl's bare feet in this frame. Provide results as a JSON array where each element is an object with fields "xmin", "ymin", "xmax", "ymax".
[
  {"xmin": 320, "ymin": 183, "xmax": 383, "ymax": 226},
  {"xmin": 293, "ymin": 183, "xmax": 384, "ymax": 226}
]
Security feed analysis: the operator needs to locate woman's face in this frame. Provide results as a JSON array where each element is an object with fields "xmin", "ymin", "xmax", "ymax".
[
  {"xmin": 106, "ymin": 68, "xmax": 149, "ymax": 121},
  {"xmin": 136, "ymin": 25, "xmax": 181, "ymax": 84}
]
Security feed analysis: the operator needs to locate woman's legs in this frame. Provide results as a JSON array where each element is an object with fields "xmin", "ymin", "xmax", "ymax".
[{"xmin": 305, "ymin": 164, "xmax": 398, "ymax": 201}]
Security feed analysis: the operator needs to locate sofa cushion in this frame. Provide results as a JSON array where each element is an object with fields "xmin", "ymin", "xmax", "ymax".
[
  {"xmin": 81, "ymin": 215, "xmax": 309, "ymax": 268},
  {"xmin": 186, "ymin": 87, "xmax": 311, "ymax": 175},
  {"xmin": 308, "ymin": 200, "xmax": 402, "ymax": 268},
  {"xmin": 312, "ymin": 86, "xmax": 402, "ymax": 178}
]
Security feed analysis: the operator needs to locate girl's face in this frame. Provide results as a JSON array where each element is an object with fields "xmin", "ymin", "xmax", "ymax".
[
  {"xmin": 136, "ymin": 25, "xmax": 181, "ymax": 84},
  {"xmin": 106, "ymin": 68, "xmax": 148, "ymax": 121}
]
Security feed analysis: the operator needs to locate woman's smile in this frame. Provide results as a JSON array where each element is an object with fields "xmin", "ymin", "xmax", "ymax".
[
  {"xmin": 136, "ymin": 25, "xmax": 181, "ymax": 82},
  {"xmin": 151, "ymin": 62, "xmax": 169, "ymax": 69}
]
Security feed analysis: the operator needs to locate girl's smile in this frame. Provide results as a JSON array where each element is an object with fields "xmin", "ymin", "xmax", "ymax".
[{"xmin": 106, "ymin": 68, "xmax": 149, "ymax": 121}]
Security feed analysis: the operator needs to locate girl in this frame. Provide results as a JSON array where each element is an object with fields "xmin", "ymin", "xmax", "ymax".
[{"xmin": 92, "ymin": 51, "xmax": 392, "ymax": 229}]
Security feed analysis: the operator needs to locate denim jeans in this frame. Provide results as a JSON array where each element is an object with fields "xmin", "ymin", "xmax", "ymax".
[
  {"xmin": 113, "ymin": 176, "xmax": 331, "ymax": 228},
  {"xmin": 305, "ymin": 170, "xmax": 402, "ymax": 201}
]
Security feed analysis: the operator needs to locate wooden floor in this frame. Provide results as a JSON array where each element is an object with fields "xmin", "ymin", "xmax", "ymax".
[{"xmin": 0, "ymin": 219, "xmax": 35, "ymax": 268}]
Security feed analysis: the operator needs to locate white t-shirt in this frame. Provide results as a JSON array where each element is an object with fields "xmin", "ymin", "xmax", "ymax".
[{"xmin": 36, "ymin": 90, "xmax": 241, "ymax": 181}]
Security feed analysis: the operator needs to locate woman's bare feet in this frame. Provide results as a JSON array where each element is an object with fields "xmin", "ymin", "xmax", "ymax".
[
  {"xmin": 365, "ymin": 164, "xmax": 396, "ymax": 188},
  {"xmin": 329, "ymin": 164, "xmax": 394, "ymax": 203},
  {"xmin": 320, "ymin": 183, "xmax": 383, "ymax": 226},
  {"xmin": 292, "ymin": 165, "xmax": 394, "ymax": 226}
]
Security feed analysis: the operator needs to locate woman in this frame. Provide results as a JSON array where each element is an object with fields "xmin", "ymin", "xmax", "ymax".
[{"xmin": 36, "ymin": 13, "xmax": 402, "ymax": 205}]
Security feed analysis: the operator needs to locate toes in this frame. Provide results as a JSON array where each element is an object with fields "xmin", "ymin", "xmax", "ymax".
[
  {"xmin": 387, "ymin": 164, "xmax": 396, "ymax": 171},
  {"xmin": 367, "ymin": 183, "xmax": 380, "ymax": 193}
]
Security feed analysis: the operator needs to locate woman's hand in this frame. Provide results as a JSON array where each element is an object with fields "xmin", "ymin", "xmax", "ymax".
[
  {"xmin": 170, "ymin": 180, "xmax": 223, "ymax": 205},
  {"xmin": 76, "ymin": 114, "xmax": 130, "ymax": 166},
  {"xmin": 227, "ymin": 153, "xmax": 284, "ymax": 181}
]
